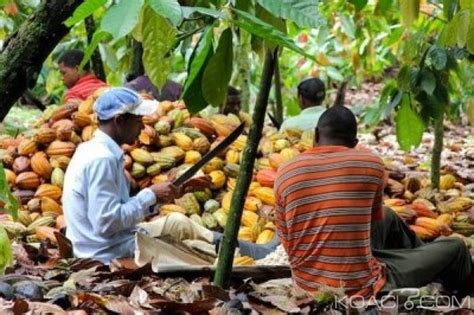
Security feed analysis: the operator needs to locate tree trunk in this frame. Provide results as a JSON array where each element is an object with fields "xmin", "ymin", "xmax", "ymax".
[
  {"xmin": 431, "ymin": 113, "xmax": 444, "ymax": 189},
  {"xmin": 85, "ymin": 16, "xmax": 106, "ymax": 82},
  {"xmin": 214, "ymin": 48, "xmax": 277, "ymax": 289},
  {"xmin": 273, "ymin": 49, "xmax": 283, "ymax": 124},
  {"xmin": 233, "ymin": 30, "xmax": 251, "ymax": 112},
  {"xmin": 0, "ymin": 0, "xmax": 84, "ymax": 121},
  {"xmin": 128, "ymin": 39, "xmax": 145, "ymax": 82}
]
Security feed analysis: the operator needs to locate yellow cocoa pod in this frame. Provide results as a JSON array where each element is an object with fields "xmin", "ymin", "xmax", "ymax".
[
  {"xmin": 256, "ymin": 229, "xmax": 275, "ymax": 244},
  {"xmin": 51, "ymin": 168, "xmax": 65, "ymax": 188},
  {"xmin": 35, "ymin": 184, "xmax": 62, "ymax": 201},
  {"xmin": 4, "ymin": 168, "xmax": 16, "ymax": 186},
  {"xmin": 274, "ymin": 139, "xmax": 290, "ymax": 152},
  {"xmin": 172, "ymin": 133, "xmax": 193, "ymax": 151},
  {"xmin": 35, "ymin": 128, "xmax": 57, "ymax": 144},
  {"xmin": 437, "ymin": 213, "xmax": 454, "ymax": 227},
  {"xmin": 50, "ymin": 156, "xmax": 71, "ymax": 170},
  {"xmin": 241, "ymin": 210, "xmax": 259, "ymax": 228},
  {"xmin": 209, "ymin": 170, "xmax": 226, "ymax": 190},
  {"xmin": 46, "ymin": 141, "xmax": 76, "ymax": 157},
  {"xmin": 160, "ymin": 146, "xmax": 185, "ymax": 162},
  {"xmin": 18, "ymin": 139, "xmax": 38, "ymax": 156},
  {"xmin": 72, "ymin": 112, "xmax": 92, "ymax": 128},
  {"xmin": 222, "ymin": 192, "xmax": 233, "ymax": 213},
  {"xmin": 203, "ymin": 157, "xmax": 224, "ymax": 173},
  {"xmin": 185, "ymin": 150, "xmax": 202, "ymax": 164},
  {"xmin": 15, "ymin": 172, "xmax": 41, "ymax": 190},
  {"xmin": 225, "ymin": 149, "xmax": 240, "ymax": 164},
  {"xmin": 238, "ymin": 226, "xmax": 257, "ymax": 242},
  {"xmin": 440, "ymin": 174, "xmax": 456, "ymax": 190},
  {"xmin": 257, "ymin": 158, "xmax": 272, "ymax": 171},
  {"xmin": 244, "ymin": 196, "xmax": 263, "ymax": 212},
  {"xmin": 230, "ymin": 135, "xmax": 247, "ymax": 151},
  {"xmin": 31, "ymin": 152, "xmax": 52, "ymax": 180},
  {"xmin": 233, "ymin": 256, "xmax": 256, "ymax": 266},
  {"xmin": 192, "ymin": 137, "xmax": 210, "ymax": 155},
  {"xmin": 81, "ymin": 125, "xmax": 96, "ymax": 141},
  {"xmin": 41, "ymin": 197, "xmax": 63, "ymax": 215},
  {"xmin": 160, "ymin": 204, "xmax": 186, "ymax": 215},
  {"xmin": 253, "ymin": 187, "xmax": 275, "ymax": 206},
  {"xmin": 131, "ymin": 148, "xmax": 154, "ymax": 165}
]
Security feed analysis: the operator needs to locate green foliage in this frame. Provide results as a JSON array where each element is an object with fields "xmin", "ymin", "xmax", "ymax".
[
  {"xmin": 0, "ymin": 226, "xmax": 13, "ymax": 275},
  {"xmin": 232, "ymin": 8, "xmax": 314, "ymax": 60},
  {"xmin": 80, "ymin": 30, "xmax": 111, "ymax": 70},
  {"xmin": 396, "ymin": 95, "xmax": 425, "ymax": 151},
  {"xmin": 101, "ymin": 0, "xmax": 144, "ymax": 39},
  {"xmin": 256, "ymin": 0, "xmax": 325, "ymax": 29},
  {"xmin": 399, "ymin": 0, "xmax": 419, "ymax": 28},
  {"xmin": 65, "ymin": 0, "xmax": 106, "ymax": 27},
  {"xmin": 142, "ymin": 6, "xmax": 177, "ymax": 89},
  {"xmin": 183, "ymin": 27, "xmax": 214, "ymax": 114},
  {"xmin": 148, "ymin": 0, "xmax": 183, "ymax": 26},
  {"xmin": 202, "ymin": 28, "xmax": 233, "ymax": 107},
  {"xmin": 0, "ymin": 163, "xmax": 19, "ymax": 221}
]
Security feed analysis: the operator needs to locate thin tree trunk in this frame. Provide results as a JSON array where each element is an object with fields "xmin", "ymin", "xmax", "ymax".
[
  {"xmin": 128, "ymin": 39, "xmax": 145, "ymax": 82},
  {"xmin": 274, "ymin": 49, "xmax": 283, "ymax": 124},
  {"xmin": 85, "ymin": 16, "xmax": 106, "ymax": 82},
  {"xmin": 0, "ymin": 0, "xmax": 84, "ymax": 120},
  {"xmin": 431, "ymin": 113, "xmax": 444, "ymax": 189},
  {"xmin": 233, "ymin": 30, "xmax": 251, "ymax": 112},
  {"xmin": 214, "ymin": 48, "xmax": 277, "ymax": 289}
]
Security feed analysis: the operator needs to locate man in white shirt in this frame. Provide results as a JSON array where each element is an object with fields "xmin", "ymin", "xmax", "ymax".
[
  {"xmin": 280, "ymin": 78, "xmax": 326, "ymax": 131},
  {"xmin": 63, "ymin": 87, "xmax": 209, "ymax": 262}
]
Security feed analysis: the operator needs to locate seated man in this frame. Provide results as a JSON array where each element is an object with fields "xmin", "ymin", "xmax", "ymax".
[
  {"xmin": 280, "ymin": 78, "xmax": 326, "ymax": 131},
  {"xmin": 274, "ymin": 105, "xmax": 472, "ymax": 298},
  {"xmin": 58, "ymin": 49, "xmax": 108, "ymax": 102},
  {"xmin": 63, "ymin": 87, "xmax": 278, "ymax": 263}
]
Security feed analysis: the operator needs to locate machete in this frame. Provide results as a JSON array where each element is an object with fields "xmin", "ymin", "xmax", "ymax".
[{"xmin": 172, "ymin": 122, "xmax": 245, "ymax": 187}]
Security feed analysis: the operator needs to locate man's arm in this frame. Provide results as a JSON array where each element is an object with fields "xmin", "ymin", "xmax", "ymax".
[
  {"xmin": 371, "ymin": 171, "xmax": 386, "ymax": 221},
  {"xmin": 86, "ymin": 158, "xmax": 156, "ymax": 237}
]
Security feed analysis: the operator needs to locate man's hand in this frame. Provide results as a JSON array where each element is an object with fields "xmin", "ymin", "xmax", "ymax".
[{"xmin": 149, "ymin": 182, "xmax": 178, "ymax": 204}]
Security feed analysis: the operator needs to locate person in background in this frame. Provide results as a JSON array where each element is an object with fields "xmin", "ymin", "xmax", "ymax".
[
  {"xmin": 274, "ymin": 105, "xmax": 472, "ymax": 298},
  {"xmin": 280, "ymin": 78, "xmax": 326, "ymax": 131},
  {"xmin": 125, "ymin": 75, "xmax": 182, "ymax": 102},
  {"xmin": 58, "ymin": 49, "xmax": 107, "ymax": 103}
]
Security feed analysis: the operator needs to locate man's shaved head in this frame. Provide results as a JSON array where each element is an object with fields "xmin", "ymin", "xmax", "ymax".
[{"xmin": 316, "ymin": 106, "xmax": 358, "ymax": 147}]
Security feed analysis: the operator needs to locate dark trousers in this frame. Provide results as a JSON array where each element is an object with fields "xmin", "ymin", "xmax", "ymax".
[{"xmin": 372, "ymin": 207, "xmax": 472, "ymax": 293}]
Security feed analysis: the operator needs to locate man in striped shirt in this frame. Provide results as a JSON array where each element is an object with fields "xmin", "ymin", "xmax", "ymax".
[
  {"xmin": 58, "ymin": 49, "xmax": 107, "ymax": 103},
  {"xmin": 274, "ymin": 106, "xmax": 471, "ymax": 298}
]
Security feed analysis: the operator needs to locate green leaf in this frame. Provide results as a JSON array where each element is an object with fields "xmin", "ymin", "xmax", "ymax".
[
  {"xmin": 443, "ymin": 0, "xmax": 458, "ymax": 20},
  {"xmin": 0, "ymin": 226, "xmax": 13, "ymax": 275},
  {"xmin": 256, "ymin": 4, "xmax": 286, "ymax": 33},
  {"xmin": 399, "ymin": 0, "xmax": 419, "ymax": 28},
  {"xmin": 326, "ymin": 66, "xmax": 344, "ymax": 81},
  {"xmin": 375, "ymin": 0, "xmax": 393, "ymax": 15},
  {"xmin": 100, "ymin": 0, "xmax": 144, "ymax": 39},
  {"xmin": 456, "ymin": 9, "xmax": 471, "ymax": 48},
  {"xmin": 0, "ymin": 163, "xmax": 19, "ymax": 222},
  {"xmin": 421, "ymin": 69, "xmax": 436, "ymax": 95},
  {"xmin": 80, "ymin": 30, "xmax": 112, "ymax": 70},
  {"xmin": 181, "ymin": 6, "xmax": 224, "ymax": 18},
  {"xmin": 460, "ymin": 0, "xmax": 474, "ymax": 11},
  {"xmin": 467, "ymin": 20, "xmax": 474, "ymax": 54},
  {"xmin": 148, "ymin": 0, "xmax": 183, "ymax": 26},
  {"xmin": 439, "ymin": 15, "xmax": 459, "ymax": 47},
  {"xmin": 142, "ymin": 6, "xmax": 177, "ymax": 89},
  {"xmin": 397, "ymin": 65, "xmax": 418, "ymax": 92},
  {"xmin": 429, "ymin": 47, "xmax": 448, "ymax": 70},
  {"xmin": 256, "ymin": 0, "xmax": 325, "ymax": 29},
  {"xmin": 235, "ymin": 0, "xmax": 253, "ymax": 12},
  {"xmin": 349, "ymin": 0, "xmax": 368, "ymax": 12},
  {"xmin": 232, "ymin": 8, "xmax": 314, "ymax": 60},
  {"xmin": 396, "ymin": 95, "xmax": 425, "ymax": 151},
  {"xmin": 65, "ymin": 0, "xmax": 106, "ymax": 27},
  {"xmin": 183, "ymin": 27, "xmax": 214, "ymax": 114},
  {"xmin": 202, "ymin": 29, "xmax": 233, "ymax": 107}
]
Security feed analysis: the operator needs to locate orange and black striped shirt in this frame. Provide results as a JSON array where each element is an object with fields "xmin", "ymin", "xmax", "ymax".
[{"xmin": 274, "ymin": 146, "xmax": 386, "ymax": 298}]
